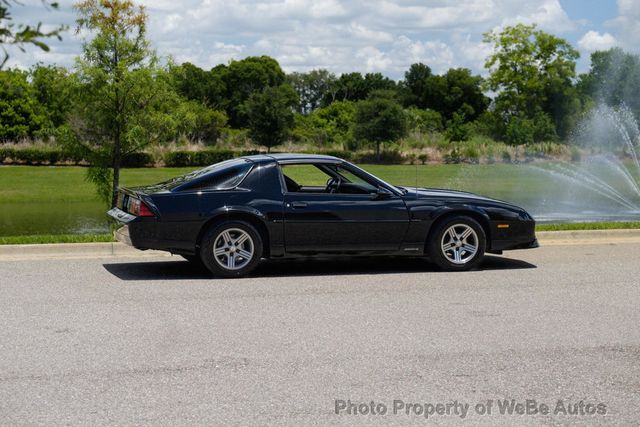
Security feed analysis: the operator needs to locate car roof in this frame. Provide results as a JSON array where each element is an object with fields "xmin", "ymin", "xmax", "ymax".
[{"xmin": 243, "ymin": 153, "xmax": 342, "ymax": 163}]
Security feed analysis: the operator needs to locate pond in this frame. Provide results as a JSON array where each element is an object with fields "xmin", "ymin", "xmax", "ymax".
[{"xmin": 1, "ymin": 162, "xmax": 639, "ymax": 237}]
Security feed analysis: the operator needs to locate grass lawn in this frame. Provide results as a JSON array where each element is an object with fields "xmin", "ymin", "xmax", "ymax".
[
  {"xmin": 0, "ymin": 234, "xmax": 114, "ymax": 245},
  {"xmin": 0, "ymin": 166, "xmax": 196, "ymax": 203},
  {"xmin": 535, "ymin": 222, "xmax": 640, "ymax": 231},
  {"xmin": 0, "ymin": 163, "xmax": 542, "ymax": 203}
]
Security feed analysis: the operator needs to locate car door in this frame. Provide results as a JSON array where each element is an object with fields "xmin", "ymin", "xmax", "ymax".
[{"xmin": 281, "ymin": 162, "xmax": 409, "ymax": 252}]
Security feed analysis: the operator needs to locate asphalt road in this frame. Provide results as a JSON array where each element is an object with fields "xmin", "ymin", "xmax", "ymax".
[{"xmin": 1, "ymin": 243, "xmax": 639, "ymax": 426}]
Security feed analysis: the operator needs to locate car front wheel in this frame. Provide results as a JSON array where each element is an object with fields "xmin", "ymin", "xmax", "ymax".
[
  {"xmin": 200, "ymin": 221, "xmax": 263, "ymax": 278},
  {"xmin": 428, "ymin": 216, "xmax": 486, "ymax": 271}
]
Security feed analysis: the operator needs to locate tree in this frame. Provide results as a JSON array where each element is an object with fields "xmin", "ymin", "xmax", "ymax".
[
  {"xmin": 401, "ymin": 62, "xmax": 432, "ymax": 107},
  {"xmin": 401, "ymin": 64, "xmax": 488, "ymax": 122},
  {"xmin": 219, "ymin": 56, "xmax": 285, "ymax": 127},
  {"xmin": 304, "ymin": 100, "xmax": 357, "ymax": 148},
  {"xmin": 243, "ymin": 84, "xmax": 298, "ymax": 152},
  {"xmin": 483, "ymin": 24, "xmax": 580, "ymax": 141},
  {"xmin": 354, "ymin": 91, "xmax": 407, "ymax": 161},
  {"xmin": 0, "ymin": 68, "xmax": 48, "ymax": 139},
  {"xmin": 579, "ymin": 48, "xmax": 640, "ymax": 121},
  {"xmin": 171, "ymin": 100, "xmax": 227, "ymax": 143},
  {"xmin": 73, "ymin": 0, "xmax": 173, "ymax": 206},
  {"xmin": 169, "ymin": 61, "xmax": 226, "ymax": 109},
  {"xmin": 323, "ymin": 72, "xmax": 396, "ymax": 105},
  {"xmin": 0, "ymin": 0, "xmax": 65, "ymax": 68},
  {"xmin": 445, "ymin": 112, "xmax": 470, "ymax": 142},
  {"xmin": 287, "ymin": 69, "xmax": 336, "ymax": 114},
  {"xmin": 30, "ymin": 64, "xmax": 77, "ymax": 129}
]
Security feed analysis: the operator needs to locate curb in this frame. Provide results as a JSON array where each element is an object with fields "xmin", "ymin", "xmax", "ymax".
[
  {"xmin": 536, "ymin": 229, "xmax": 640, "ymax": 245},
  {"xmin": 0, "ymin": 242, "xmax": 171, "ymax": 261},
  {"xmin": 0, "ymin": 230, "xmax": 639, "ymax": 261}
]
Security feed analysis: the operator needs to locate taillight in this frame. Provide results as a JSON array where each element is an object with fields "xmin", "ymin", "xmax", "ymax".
[{"xmin": 129, "ymin": 198, "xmax": 155, "ymax": 217}]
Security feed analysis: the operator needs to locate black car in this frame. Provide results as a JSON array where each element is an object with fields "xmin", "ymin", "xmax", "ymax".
[{"xmin": 108, "ymin": 154, "xmax": 538, "ymax": 277}]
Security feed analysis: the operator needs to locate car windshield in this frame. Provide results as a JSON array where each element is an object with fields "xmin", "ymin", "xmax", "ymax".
[{"xmin": 345, "ymin": 163, "xmax": 406, "ymax": 194}]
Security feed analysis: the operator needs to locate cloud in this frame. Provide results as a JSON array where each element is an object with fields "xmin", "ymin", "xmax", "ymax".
[
  {"xmin": 607, "ymin": 0, "xmax": 640, "ymax": 52},
  {"xmin": 578, "ymin": 31, "xmax": 618, "ymax": 52},
  {"xmin": 3, "ymin": 0, "xmax": 582, "ymax": 79},
  {"xmin": 497, "ymin": 0, "xmax": 575, "ymax": 33}
]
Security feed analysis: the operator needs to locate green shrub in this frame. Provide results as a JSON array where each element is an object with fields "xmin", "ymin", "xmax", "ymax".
[
  {"xmin": 240, "ymin": 149, "xmax": 261, "ymax": 156},
  {"xmin": 445, "ymin": 112, "xmax": 470, "ymax": 142},
  {"xmin": 46, "ymin": 149, "xmax": 61, "ymax": 165},
  {"xmin": 501, "ymin": 150, "xmax": 512, "ymax": 163},
  {"xmin": 405, "ymin": 107, "xmax": 443, "ymax": 133},
  {"xmin": 462, "ymin": 146, "xmax": 480, "ymax": 164},
  {"xmin": 14, "ymin": 147, "xmax": 58, "ymax": 165},
  {"xmin": 532, "ymin": 112, "xmax": 557, "ymax": 142},
  {"xmin": 353, "ymin": 150, "xmax": 404, "ymax": 164},
  {"xmin": 122, "ymin": 152, "xmax": 154, "ymax": 168},
  {"xmin": 469, "ymin": 111, "xmax": 503, "ymax": 140},
  {"xmin": 505, "ymin": 116, "xmax": 535, "ymax": 145},
  {"xmin": 0, "ymin": 147, "xmax": 16, "ymax": 163},
  {"xmin": 443, "ymin": 148, "xmax": 462, "ymax": 164},
  {"xmin": 54, "ymin": 125, "xmax": 87, "ymax": 164},
  {"xmin": 418, "ymin": 153, "xmax": 429, "ymax": 164},
  {"xmin": 164, "ymin": 149, "xmax": 238, "ymax": 167},
  {"xmin": 164, "ymin": 151, "xmax": 192, "ymax": 167},
  {"xmin": 193, "ymin": 149, "xmax": 235, "ymax": 165},
  {"xmin": 302, "ymin": 149, "xmax": 353, "ymax": 161}
]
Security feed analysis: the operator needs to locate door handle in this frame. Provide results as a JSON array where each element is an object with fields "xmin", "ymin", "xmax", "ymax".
[{"xmin": 289, "ymin": 202, "xmax": 308, "ymax": 209}]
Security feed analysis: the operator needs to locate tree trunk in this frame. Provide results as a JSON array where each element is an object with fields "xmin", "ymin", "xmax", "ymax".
[
  {"xmin": 111, "ymin": 39, "xmax": 121, "ymax": 209},
  {"xmin": 111, "ymin": 133, "xmax": 121, "ymax": 208}
]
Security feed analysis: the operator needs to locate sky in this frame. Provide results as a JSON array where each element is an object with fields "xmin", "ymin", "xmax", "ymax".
[{"xmin": 5, "ymin": 0, "xmax": 639, "ymax": 79}]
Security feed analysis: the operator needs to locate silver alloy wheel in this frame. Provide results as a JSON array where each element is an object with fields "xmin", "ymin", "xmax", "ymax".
[
  {"xmin": 440, "ymin": 224, "xmax": 479, "ymax": 265},
  {"xmin": 213, "ymin": 228, "xmax": 255, "ymax": 271}
]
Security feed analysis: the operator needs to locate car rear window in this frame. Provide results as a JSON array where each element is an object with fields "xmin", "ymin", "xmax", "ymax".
[
  {"xmin": 157, "ymin": 159, "xmax": 253, "ymax": 191},
  {"xmin": 179, "ymin": 160, "xmax": 253, "ymax": 191}
]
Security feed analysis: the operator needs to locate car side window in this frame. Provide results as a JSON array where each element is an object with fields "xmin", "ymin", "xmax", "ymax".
[
  {"xmin": 281, "ymin": 164, "xmax": 331, "ymax": 192},
  {"xmin": 331, "ymin": 165, "xmax": 378, "ymax": 193}
]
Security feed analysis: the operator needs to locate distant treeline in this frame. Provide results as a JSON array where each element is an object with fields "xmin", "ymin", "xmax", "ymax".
[{"xmin": 1, "ymin": 26, "xmax": 639, "ymax": 152}]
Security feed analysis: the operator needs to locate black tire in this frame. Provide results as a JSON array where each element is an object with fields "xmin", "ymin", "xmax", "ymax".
[
  {"xmin": 428, "ymin": 216, "xmax": 486, "ymax": 271},
  {"xmin": 199, "ymin": 220, "xmax": 263, "ymax": 278}
]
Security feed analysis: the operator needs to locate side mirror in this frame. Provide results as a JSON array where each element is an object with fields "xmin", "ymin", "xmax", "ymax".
[{"xmin": 372, "ymin": 186, "xmax": 393, "ymax": 200}]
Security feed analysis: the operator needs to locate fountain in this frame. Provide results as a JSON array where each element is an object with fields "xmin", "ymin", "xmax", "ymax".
[
  {"xmin": 527, "ymin": 104, "xmax": 640, "ymax": 222},
  {"xmin": 442, "ymin": 103, "xmax": 640, "ymax": 223}
]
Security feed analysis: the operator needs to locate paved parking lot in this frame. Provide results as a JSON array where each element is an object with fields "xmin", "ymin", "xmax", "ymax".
[{"xmin": 1, "ymin": 243, "xmax": 639, "ymax": 425}]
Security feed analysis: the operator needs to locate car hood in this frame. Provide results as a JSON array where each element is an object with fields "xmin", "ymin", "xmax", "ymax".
[
  {"xmin": 399, "ymin": 186, "xmax": 518, "ymax": 207},
  {"xmin": 399, "ymin": 186, "xmax": 493, "ymax": 199}
]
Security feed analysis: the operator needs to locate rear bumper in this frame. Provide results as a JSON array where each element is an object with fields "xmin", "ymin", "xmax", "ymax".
[
  {"xmin": 107, "ymin": 207, "xmax": 197, "ymax": 255},
  {"xmin": 114, "ymin": 225, "xmax": 133, "ymax": 246}
]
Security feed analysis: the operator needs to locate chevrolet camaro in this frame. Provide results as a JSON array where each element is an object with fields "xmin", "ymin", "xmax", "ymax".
[{"xmin": 108, "ymin": 154, "xmax": 538, "ymax": 277}]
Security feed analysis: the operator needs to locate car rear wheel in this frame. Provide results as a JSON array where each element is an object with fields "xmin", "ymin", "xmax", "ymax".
[
  {"xmin": 428, "ymin": 216, "xmax": 486, "ymax": 271},
  {"xmin": 200, "ymin": 221, "xmax": 263, "ymax": 278}
]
